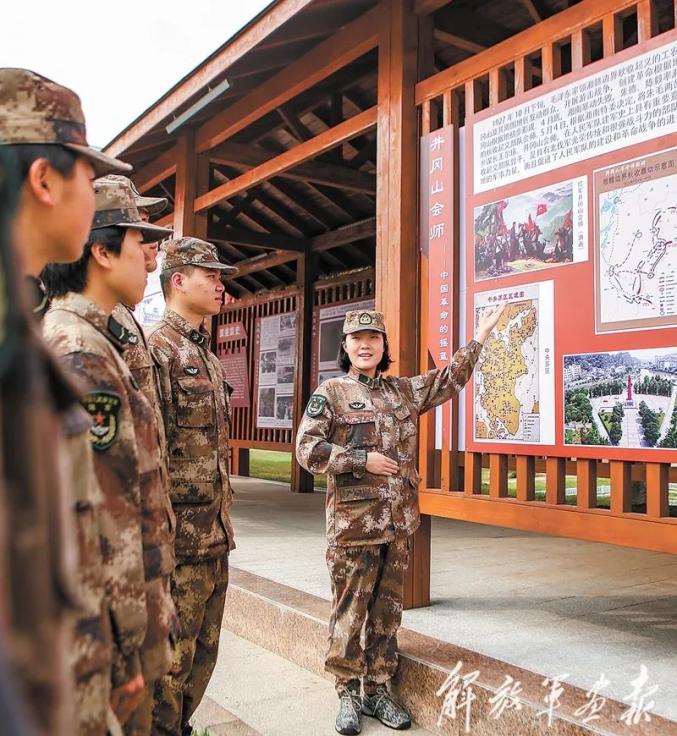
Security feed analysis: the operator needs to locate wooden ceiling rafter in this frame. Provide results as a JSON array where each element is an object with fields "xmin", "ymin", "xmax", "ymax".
[
  {"xmin": 194, "ymin": 7, "xmax": 379, "ymax": 153},
  {"xmin": 212, "ymin": 165, "xmax": 306, "ymax": 237},
  {"xmin": 210, "ymin": 140, "xmax": 376, "ymax": 194},
  {"xmin": 195, "ymin": 106, "xmax": 377, "ymax": 212}
]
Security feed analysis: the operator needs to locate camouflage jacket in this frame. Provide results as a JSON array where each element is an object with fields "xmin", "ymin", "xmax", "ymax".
[
  {"xmin": 44, "ymin": 293, "xmax": 157, "ymax": 685},
  {"xmin": 296, "ymin": 341, "xmax": 482, "ymax": 547},
  {"xmin": 148, "ymin": 308, "xmax": 234, "ymax": 562},
  {"xmin": 60, "ymin": 405, "xmax": 113, "ymax": 685},
  {"xmin": 113, "ymin": 303, "xmax": 176, "ymax": 578}
]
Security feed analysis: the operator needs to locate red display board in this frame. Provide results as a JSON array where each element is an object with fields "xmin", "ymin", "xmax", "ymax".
[{"xmin": 464, "ymin": 32, "xmax": 677, "ymax": 462}]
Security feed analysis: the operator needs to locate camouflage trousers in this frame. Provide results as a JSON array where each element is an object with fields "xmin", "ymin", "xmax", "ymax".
[
  {"xmin": 325, "ymin": 536, "xmax": 410, "ymax": 692},
  {"xmin": 152, "ymin": 554, "xmax": 228, "ymax": 735},
  {"xmin": 124, "ymin": 575, "xmax": 177, "ymax": 736},
  {"xmin": 74, "ymin": 668, "xmax": 122, "ymax": 736}
]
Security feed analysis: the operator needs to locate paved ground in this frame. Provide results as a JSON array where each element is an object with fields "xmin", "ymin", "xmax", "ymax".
[
  {"xmin": 228, "ymin": 477, "xmax": 677, "ymax": 722},
  {"xmin": 191, "ymin": 629, "xmax": 432, "ymax": 735}
]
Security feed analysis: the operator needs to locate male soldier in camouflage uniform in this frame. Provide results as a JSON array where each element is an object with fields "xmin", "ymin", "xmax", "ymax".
[
  {"xmin": 41, "ymin": 178, "xmax": 172, "ymax": 731},
  {"xmin": 296, "ymin": 308, "xmax": 503, "ymax": 734},
  {"xmin": 148, "ymin": 237, "xmax": 237, "ymax": 736},
  {"xmin": 95, "ymin": 175, "xmax": 180, "ymax": 736},
  {"xmin": 0, "ymin": 67, "xmax": 131, "ymax": 735},
  {"xmin": 0, "ymin": 142, "xmax": 38, "ymax": 736}
]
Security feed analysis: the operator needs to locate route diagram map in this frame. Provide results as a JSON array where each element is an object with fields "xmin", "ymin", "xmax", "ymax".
[
  {"xmin": 597, "ymin": 154, "xmax": 677, "ymax": 332},
  {"xmin": 473, "ymin": 281, "xmax": 554, "ymax": 445}
]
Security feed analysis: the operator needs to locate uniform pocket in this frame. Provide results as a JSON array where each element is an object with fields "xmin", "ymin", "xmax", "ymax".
[
  {"xmin": 394, "ymin": 404, "xmax": 417, "ymax": 440},
  {"xmin": 343, "ymin": 411, "xmax": 378, "ymax": 448},
  {"xmin": 176, "ymin": 376, "xmax": 215, "ymax": 427}
]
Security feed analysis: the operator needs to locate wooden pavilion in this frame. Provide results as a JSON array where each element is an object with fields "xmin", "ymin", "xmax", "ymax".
[{"xmin": 105, "ymin": 0, "xmax": 677, "ymax": 608}]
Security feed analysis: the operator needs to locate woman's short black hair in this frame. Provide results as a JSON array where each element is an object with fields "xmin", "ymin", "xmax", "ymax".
[
  {"xmin": 338, "ymin": 332, "xmax": 393, "ymax": 373},
  {"xmin": 7, "ymin": 144, "xmax": 78, "ymax": 185},
  {"xmin": 41, "ymin": 226, "xmax": 125, "ymax": 299}
]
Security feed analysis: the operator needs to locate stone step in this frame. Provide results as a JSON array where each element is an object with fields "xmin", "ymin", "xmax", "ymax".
[
  {"xmin": 221, "ymin": 567, "xmax": 677, "ymax": 736},
  {"xmin": 192, "ymin": 629, "xmax": 433, "ymax": 735}
]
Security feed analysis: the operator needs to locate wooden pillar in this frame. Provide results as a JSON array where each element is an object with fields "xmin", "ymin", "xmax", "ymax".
[
  {"xmin": 489, "ymin": 453, "xmax": 508, "ymax": 498},
  {"xmin": 378, "ymin": 0, "xmax": 428, "ymax": 609},
  {"xmin": 173, "ymin": 131, "xmax": 208, "ymax": 239},
  {"xmin": 232, "ymin": 448, "xmax": 250, "ymax": 477},
  {"xmin": 516, "ymin": 455, "xmax": 535, "ymax": 501},
  {"xmin": 610, "ymin": 460, "xmax": 632, "ymax": 513},
  {"xmin": 546, "ymin": 456, "xmax": 567, "ymax": 505},
  {"xmin": 290, "ymin": 251, "xmax": 315, "ymax": 493},
  {"xmin": 646, "ymin": 462, "xmax": 668, "ymax": 518},
  {"xmin": 576, "ymin": 458, "xmax": 597, "ymax": 509}
]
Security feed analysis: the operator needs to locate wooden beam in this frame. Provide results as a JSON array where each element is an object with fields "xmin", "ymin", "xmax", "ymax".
[
  {"xmin": 133, "ymin": 144, "xmax": 178, "ymax": 192},
  {"xmin": 103, "ymin": 0, "xmax": 317, "ymax": 157},
  {"xmin": 414, "ymin": 0, "xmax": 452, "ymax": 15},
  {"xmin": 194, "ymin": 7, "xmax": 379, "ymax": 153},
  {"xmin": 277, "ymin": 104, "xmax": 314, "ymax": 142},
  {"xmin": 312, "ymin": 217, "xmax": 376, "ymax": 252},
  {"xmin": 419, "ymin": 492, "xmax": 677, "ymax": 554},
  {"xmin": 520, "ymin": 0, "xmax": 543, "ymax": 23},
  {"xmin": 210, "ymin": 141, "xmax": 376, "ymax": 194},
  {"xmin": 211, "ymin": 227, "xmax": 308, "ymax": 251},
  {"xmin": 224, "ymin": 250, "xmax": 298, "ymax": 278},
  {"xmin": 433, "ymin": 29, "xmax": 486, "ymax": 54},
  {"xmin": 195, "ymin": 107, "xmax": 377, "ymax": 212}
]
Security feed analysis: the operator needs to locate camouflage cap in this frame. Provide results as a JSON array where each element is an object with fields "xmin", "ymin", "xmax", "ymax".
[
  {"xmin": 101, "ymin": 174, "xmax": 167, "ymax": 215},
  {"xmin": 343, "ymin": 310, "xmax": 387, "ymax": 335},
  {"xmin": 0, "ymin": 68, "xmax": 131, "ymax": 177},
  {"xmin": 161, "ymin": 237, "xmax": 238, "ymax": 274},
  {"xmin": 92, "ymin": 177, "xmax": 173, "ymax": 242}
]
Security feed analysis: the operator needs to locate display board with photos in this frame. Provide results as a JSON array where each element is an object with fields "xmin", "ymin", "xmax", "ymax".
[
  {"xmin": 310, "ymin": 297, "xmax": 376, "ymax": 389},
  {"xmin": 255, "ymin": 312, "xmax": 298, "ymax": 429},
  {"xmin": 461, "ymin": 33, "xmax": 677, "ymax": 462}
]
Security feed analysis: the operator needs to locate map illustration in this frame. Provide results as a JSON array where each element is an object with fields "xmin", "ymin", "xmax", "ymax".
[
  {"xmin": 473, "ymin": 281, "xmax": 554, "ymax": 445},
  {"xmin": 596, "ymin": 150, "xmax": 677, "ymax": 333}
]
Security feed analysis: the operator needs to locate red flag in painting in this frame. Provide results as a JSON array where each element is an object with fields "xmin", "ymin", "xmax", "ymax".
[
  {"xmin": 536, "ymin": 203, "xmax": 548, "ymax": 217},
  {"xmin": 496, "ymin": 200, "xmax": 508, "ymax": 212},
  {"xmin": 562, "ymin": 209, "xmax": 573, "ymax": 229}
]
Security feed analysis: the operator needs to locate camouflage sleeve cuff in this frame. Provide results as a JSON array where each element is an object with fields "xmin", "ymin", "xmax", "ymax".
[
  {"xmin": 468, "ymin": 339, "xmax": 483, "ymax": 355},
  {"xmin": 111, "ymin": 646, "xmax": 142, "ymax": 688},
  {"xmin": 352, "ymin": 448, "xmax": 368, "ymax": 478}
]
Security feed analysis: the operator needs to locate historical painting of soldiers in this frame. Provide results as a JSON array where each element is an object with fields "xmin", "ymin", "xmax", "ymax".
[
  {"xmin": 563, "ymin": 348, "xmax": 677, "ymax": 449},
  {"xmin": 473, "ymin": 177, "xmax": 588, "ymax": 281}
]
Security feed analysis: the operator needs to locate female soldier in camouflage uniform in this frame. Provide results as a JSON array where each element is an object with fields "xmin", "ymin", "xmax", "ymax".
[{"xmin": 296, "ymin": 306, "xmax": 503, "ymax": 735}]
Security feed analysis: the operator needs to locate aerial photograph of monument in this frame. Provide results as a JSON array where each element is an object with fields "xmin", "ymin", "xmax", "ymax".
[{"xmin": 564, "ymin": 348, "xmax": 677, "ymax": 448}]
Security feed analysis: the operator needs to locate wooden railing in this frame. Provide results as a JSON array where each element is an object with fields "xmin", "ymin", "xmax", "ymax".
[{"xmin": 415, "ymin": 0, "xmax": 677, "ymax": 554}]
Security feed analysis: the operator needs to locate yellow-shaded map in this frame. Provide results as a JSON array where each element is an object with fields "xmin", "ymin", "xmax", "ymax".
[{"xmin": 474, "ymin": 295, "xmax": 541, "ymax": 442}]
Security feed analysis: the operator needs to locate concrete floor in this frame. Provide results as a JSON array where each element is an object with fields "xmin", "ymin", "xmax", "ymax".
[
  {"xmin": 228, "ymin": 477, "xmax": 677, "ymax": 723},
  {"xmin": 192, "ymin": 629, "xmax": 432, "ymax": 735}
]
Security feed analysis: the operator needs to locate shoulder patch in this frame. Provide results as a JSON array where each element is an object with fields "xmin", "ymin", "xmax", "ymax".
[
  {"xmin": 349, "ymin": 401, "xmax": 366, "ymax": 410},
  {"xmin": 82, "ymin": 391, "xmax": 122, "ymax": 451},
  {"xmin": 306, "ymin": 394, "xmax": 327, "ymax": 418}
]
